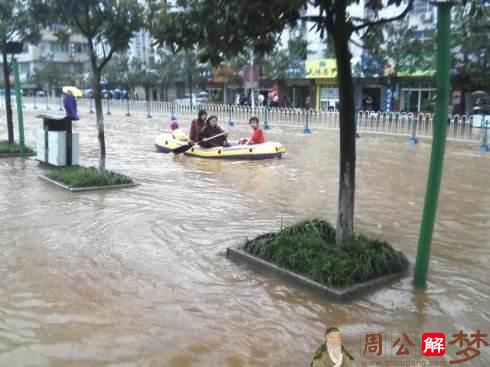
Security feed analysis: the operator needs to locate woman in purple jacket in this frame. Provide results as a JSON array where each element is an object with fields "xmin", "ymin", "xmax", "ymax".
[{"xmin": 63, "ymin": 90, "xmax": 79, "ymax": 120}]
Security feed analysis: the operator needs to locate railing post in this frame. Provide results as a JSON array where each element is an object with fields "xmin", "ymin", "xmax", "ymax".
[
  {"xmin": 409, "ymin": 115, "xmax": 419, "ymax": 144},
  {"xmin": 480, "ymin": 119, "xmax": 489, "ymax": 152},
  {"xmin": 126, "ymin": 98, "xmax": 131, "ymax": 116},
  {"xmin": 228, "ymin": 105, "xmax": 234, "ymax": 126},
  {"xmin": 89, "ymin": 97, "xmax": 94, "ymax": 113},
  {"xmin": 356, "ymin": 110, "xmax": 361, "ymax": 138},
  {"xmin": 59, "ymin": 94, "xmax": 63, "ymax": 111},
  {"xmin": 171, "ymin": 102, "xmax": 176, "ymax": 120},
  {"xmin": 33, "ymin": 94, "xmax": 37, "ymax": 109},
  {"xmin": 303, "ymin": 108, "xmax": 312, "ymax": 133},
  {"xmin": 106, "ymin": 98, "xmax": 112, "ymax": 115},
  {"xmin": 46, "ymin": 95, "xmax": 50, "ymax": 110},
  {"xmin": 147, "ymin": 100, "xmax": 152, "ymax": 118},
  {"xmin": 264, "ymin": 107, "xmax": 270, "ymax": 129}
]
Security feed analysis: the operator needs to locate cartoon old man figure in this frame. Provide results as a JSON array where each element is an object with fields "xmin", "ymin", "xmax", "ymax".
[{"xmin": 311, "ymin": 327, "xmax": 355, "ymax": 367}]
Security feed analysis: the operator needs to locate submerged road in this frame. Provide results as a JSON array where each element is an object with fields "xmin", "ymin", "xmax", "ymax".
[{"xmin": 1, "ymin": 110, "xmax": 489, "ymax": 366}]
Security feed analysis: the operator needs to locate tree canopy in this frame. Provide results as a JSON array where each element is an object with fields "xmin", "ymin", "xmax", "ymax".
[
  {"xmin": 363, "ymin": 19, "xmax": 434, "ymax": 78},
  {"xmin": 31, "ymin": 61, "xmax": 76, "ymax": 92},
  {"xmin": 151, "ymin": 0, "xmax": 306, "ymax": 64},
  {"xmin": 0, "ymin": 0, "xmax": 42, "ymax": 48},
  {"xmin": 452, "ymin": 2, "xmax": 490, "ymax": 88}
]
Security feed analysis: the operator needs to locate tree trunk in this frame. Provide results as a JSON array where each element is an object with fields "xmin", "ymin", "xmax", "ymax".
[
  {"xmin": 92, "ymin": 69, "xmax": 106, "ymax": 170},
  {"xmin": 332, "ymin": 21, "xmax": 356, "ymax": 245},
  {"xmin": 2, "ymin": 50, "xmax": 14, "ymax": 144}
]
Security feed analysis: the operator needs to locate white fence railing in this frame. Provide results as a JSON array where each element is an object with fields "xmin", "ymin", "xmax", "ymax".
[{"xmin": 6, "ymin": 97, "xmax": 489, "ymax": 144}]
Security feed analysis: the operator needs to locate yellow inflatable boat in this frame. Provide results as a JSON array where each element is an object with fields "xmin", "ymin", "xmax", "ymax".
[{"xmin": 154, "ymin": 133, "xmax": 286, "ymax": 160}]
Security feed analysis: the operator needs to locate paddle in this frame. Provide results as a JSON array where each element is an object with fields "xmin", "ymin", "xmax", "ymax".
[{"xmin": 172, "ymin": 131, "xmax": 227, "ymax": 154}]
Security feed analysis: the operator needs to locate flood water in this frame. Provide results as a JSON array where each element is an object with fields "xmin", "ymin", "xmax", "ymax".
[{"xmin": 1, "ymin": 109, "xmax": 489, "ymax": 366}]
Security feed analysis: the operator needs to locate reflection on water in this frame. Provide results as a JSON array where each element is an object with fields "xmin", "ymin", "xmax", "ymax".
[{"xmin": 0, "ymin": 111, "xmax": 489, "ymax": 366}]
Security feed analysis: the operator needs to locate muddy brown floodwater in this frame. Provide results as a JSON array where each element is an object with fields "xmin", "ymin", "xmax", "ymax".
[{"xmin": 0, "ymin": 110, "xmax": 489, "ymax": 366}]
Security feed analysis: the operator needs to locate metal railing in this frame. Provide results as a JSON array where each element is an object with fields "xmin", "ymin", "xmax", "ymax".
[{"xmin": 7, "ymin": 97, "xmax": 489, "ymax": 145}]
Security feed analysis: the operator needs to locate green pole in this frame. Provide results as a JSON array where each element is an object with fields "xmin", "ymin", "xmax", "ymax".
[
  {"xmin": 414, "ymin": 2, "xmax": 452, "ymax": 288},
  {"xmin": 13, "ymin": 59, "xmax": 25, "ymax": 156}
]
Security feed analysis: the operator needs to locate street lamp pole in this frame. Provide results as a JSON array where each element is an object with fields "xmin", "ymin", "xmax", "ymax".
[
  {"xmin": 13, "ymin": 59, "xmax": 25, "ymax": 156},
  {"xmin": 414, "ymin": 0, "xmax": 453, "ymax": 288},
  {"xmin": 250, "ymin": 48, "xmax": 255, "ymax": 115}
]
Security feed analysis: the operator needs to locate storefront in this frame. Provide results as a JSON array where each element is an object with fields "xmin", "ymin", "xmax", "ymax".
[
  {"xmin": 283, "ymin": 79, "xmax": 313, "ymax": 108},
  {"xmin": 399, "ymin": 80, "xmax": 436, "ymax": 113},
  {"xmin": 394, "ymin": 66, "xmax": 435, "ymax": 113},
  {"xmin": 305, "ymin": 59, "xmax": 339, "ymax": 110}
]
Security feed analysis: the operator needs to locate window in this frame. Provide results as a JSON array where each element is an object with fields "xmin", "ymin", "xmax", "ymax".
[
  {"xmin": 320, "ymin": 86, "xmax": 339, "ymax": 101},
  {"xmin": 50, "ymin": 42, "xmax": 69, "ymax": 53},
  {"xmin": 20, "ymin": 63, "xmax": 30, "ymax": 74},
  {"xmin": 49, "ymin": 24, "xmax": 62, "ymax": 32},
  {"xmin": 414, "ymin": 30, "xmax": 431, "ymax": 41},
  {"xmin": 413, "ymin": 0, "xmax": 432, "ymax": 14},
  {"xmin": 401, "ymin": 85, "xmax": 435, "ymax": 113}
]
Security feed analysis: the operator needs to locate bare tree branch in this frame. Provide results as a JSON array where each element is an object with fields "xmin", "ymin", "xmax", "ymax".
[
  {"xmin": 274, "ymin": 29, "xmax": 284, "ymax": 46},
  {"xmin": 101, "ymin": 41, "xmax": 107, "ymax": 61},
  {"xmin": 349, "ymin": 37, "xmax": 364, "ymax": 49},
  {"xmin": 98, "ymin": 48, "xmax": 116, "ymax": 72},
  {"xmin": 300, "ymin": 15, "xmax": 326, "ymax": 23}
]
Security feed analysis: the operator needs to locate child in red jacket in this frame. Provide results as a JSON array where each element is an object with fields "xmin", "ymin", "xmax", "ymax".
[{"xmin": 240, "ymin": 116, "xmax": 265, "ymax": 145}]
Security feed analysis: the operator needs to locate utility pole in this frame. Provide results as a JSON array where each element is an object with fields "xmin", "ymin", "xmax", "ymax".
[{"xmin": 414, "ymin": 0, "xmax": 453, "ymax": 288}]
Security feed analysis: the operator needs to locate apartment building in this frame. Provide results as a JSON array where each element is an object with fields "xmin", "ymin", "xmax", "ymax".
[{"xmin": 5, "ymin": 25, "xmax": 91, "ymax": 92}]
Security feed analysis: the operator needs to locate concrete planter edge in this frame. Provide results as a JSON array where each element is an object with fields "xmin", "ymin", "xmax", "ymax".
[
  {"xmin": 226, "ymin": 246, "xmax": 409, "ymax": 301},
  {"xmin": 38, "ymin": 174, "xmax": 139, "ymax": 192}
]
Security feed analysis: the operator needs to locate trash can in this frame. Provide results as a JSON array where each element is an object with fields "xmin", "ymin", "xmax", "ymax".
[{"xmin": 36, "ymin": 113, "xmax": 79, "ymax": 166}]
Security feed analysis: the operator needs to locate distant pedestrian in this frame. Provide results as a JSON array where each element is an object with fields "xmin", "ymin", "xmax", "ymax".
[
  {"xmin": 305, "ymin": 95, "xmax": 311, "ymax": 109},
  {"xmin": 63, "ymin": 90, "xmax": 79, "ymax": 121},
  {"xmin": 271, "ymin": 95, "xmax": 280, "ymax": 108},
  {"xmin": 365, "ymin": 95, "xmax": 373, "ymax": 111},
  {"xmin": 282, "ymin": 96, "xmax": 289, "ymax": 108},
  {"xmin": 257, "ymin": 93, "xmax": 265, "ymax": 106}
]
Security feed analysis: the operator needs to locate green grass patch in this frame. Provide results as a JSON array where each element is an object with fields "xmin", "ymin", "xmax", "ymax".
[
  {"xmin": 46, "ymin": 166, "xmax": 133, "ymax": 188},
  {"xmin": 0, "ymin": 140, "xmax": 33, "ymax": 155},
  {"xmin": 242, "ymin": 219, "xmax": 408, "ymax": 288}
]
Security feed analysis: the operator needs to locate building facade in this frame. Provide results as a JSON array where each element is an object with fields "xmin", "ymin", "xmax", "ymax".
[{"xmin": 6, "ymin": 26, "xmax": 91, "ymax": 93}]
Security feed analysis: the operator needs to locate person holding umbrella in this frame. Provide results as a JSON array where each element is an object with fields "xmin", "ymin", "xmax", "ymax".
[{"xmin": 62, "ymin": 86, "xmax": 81, "ymax": 121}]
